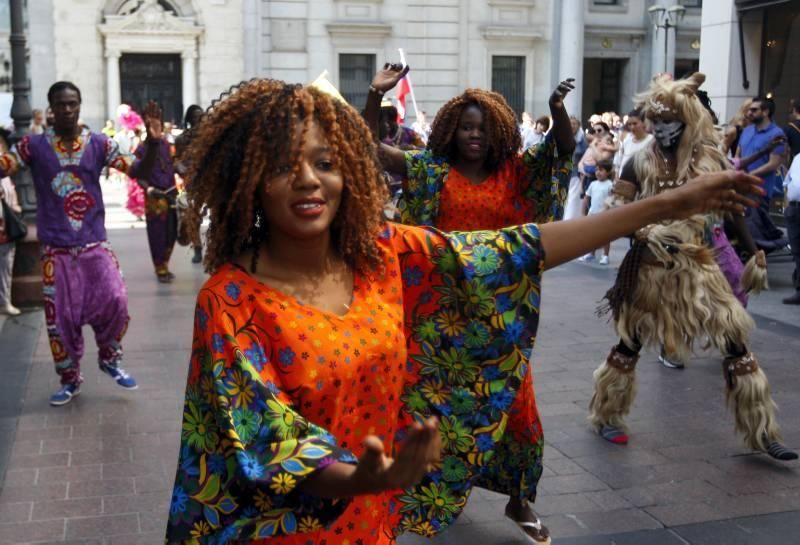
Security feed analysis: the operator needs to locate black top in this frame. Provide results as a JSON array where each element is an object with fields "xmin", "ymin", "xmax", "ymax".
[{"xmin": 784, "ymin": 122, "xmax": 800, "ymax": 159}]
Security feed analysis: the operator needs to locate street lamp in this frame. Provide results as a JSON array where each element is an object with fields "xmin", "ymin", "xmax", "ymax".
[{"xmin": 648, "ymin": 4, "xmax": 687, "ymax": 74}]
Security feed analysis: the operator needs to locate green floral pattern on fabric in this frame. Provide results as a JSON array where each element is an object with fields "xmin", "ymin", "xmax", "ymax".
[
  {"xmin": 390, "ymin": 223, "xmax": 546, "ymax": 536},
  {"xmin": 398, "ymin": 133, "xmax": 572, "ymax": 226},
  {"xmin": 166, "ymin": 303, "xmax": 356, "ymax": 544}
]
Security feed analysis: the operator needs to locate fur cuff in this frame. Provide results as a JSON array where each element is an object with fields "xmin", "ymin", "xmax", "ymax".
[
  {"xmin": 741, "ymin": 251, "xmax": 769, "ymax": 294},
  {"xmin": 607, "ymin": 348, "xmax": 639, "ymax": 373},
  {"xmin": 723, "ymin": 352, "xmax": 759, "ymax": 388}
]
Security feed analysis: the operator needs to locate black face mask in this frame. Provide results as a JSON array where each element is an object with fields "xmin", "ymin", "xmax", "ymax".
[{"xmin": 652, "ymin": 120, "xmax": 685, "ymax": 149}]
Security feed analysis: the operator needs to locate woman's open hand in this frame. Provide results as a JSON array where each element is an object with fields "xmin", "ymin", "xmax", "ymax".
[
  {"xmin": 371, "ymin": 63, "xmax": 410, "ymax": 94},
  {"xmin": 143, "ymin": 101, "xmax": 163, "ymax": 141},
  {"xmin": 350, "ymin": 416, "xmax": 440, "ymax": 494},
  {"xmin": 660, "ymin": 170, "xmax": 765, "ymax": 220},
  {"xmin": 549, "ymin": 78, "xmax": 575, "ymax": 109}
]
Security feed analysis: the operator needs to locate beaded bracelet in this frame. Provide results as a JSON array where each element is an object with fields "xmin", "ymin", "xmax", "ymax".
[{"xmin": 369, "ymin": 86, "xmax": 384, "ymax": 96}]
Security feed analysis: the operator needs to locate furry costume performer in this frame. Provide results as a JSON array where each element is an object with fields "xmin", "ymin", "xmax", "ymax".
[{"xmin": 588, "ymin": 73, "xmax": 796, "ymax": 461}]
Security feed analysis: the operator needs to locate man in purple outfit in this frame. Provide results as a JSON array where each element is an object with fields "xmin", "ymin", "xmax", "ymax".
[
  {"xmin": 0, "ymin": 81, "xmax": 160, "ymax": 406},
  {"xmin": 132, "ymin": 101, "xmax": 178, "ymax": 283}
]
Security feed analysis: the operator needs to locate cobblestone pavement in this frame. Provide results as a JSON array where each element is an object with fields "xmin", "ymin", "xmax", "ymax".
[{"xmin": 0, "ymin": 188, "xmax": 798, "ymax": 544}]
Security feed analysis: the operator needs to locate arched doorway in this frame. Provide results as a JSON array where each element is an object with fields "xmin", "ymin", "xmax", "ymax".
[{"xmin": 99, "ymin": 0, "xmax": 203, "ymax": 124}]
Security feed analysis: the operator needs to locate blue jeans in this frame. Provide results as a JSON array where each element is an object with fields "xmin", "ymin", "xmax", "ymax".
[{"xmin": 786, "ymin": 203, "xmax": 800, "ymax": 290}]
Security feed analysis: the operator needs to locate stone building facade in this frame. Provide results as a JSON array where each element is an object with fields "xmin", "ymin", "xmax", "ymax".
[
  {"xmin": 23, "ymin": 0, "xmax": 706, "ymax": 129},
  {"xmin": 700, "ymin": 0, "xmax": 800, "ymax": 126}
]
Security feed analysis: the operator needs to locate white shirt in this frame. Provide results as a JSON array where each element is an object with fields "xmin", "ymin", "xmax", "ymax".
[
  {"xmin": 615, "ymin": 133, "xmax": 653, "ymax": 171},
  {"xmin": 784, "ymin": 152, "xmax": 800, "ymax": 203},
  {"xmin": 585, "ymin": 179, "xmax": 613, "ymax": 214},
  {"xmin": 522, "ymin": 128, "xmax": 545, "ymax": 150}
]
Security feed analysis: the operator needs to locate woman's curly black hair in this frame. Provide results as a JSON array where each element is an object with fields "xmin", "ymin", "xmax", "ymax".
[
  {"xmin": 427, "ymin": 88, "xmax": 522, "ymax": 171},
  {"xmin": 183, "ymin": 79, "xmax": 388, "ymax": 273}
]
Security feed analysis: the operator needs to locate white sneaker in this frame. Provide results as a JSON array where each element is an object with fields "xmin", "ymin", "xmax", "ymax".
[
  {"xmin": 1, "ymin": 304, "xmax": 20, "ymax": 316},
  {"xmin": 599, "ymin": 256, "xmax": 609, "ymax": 265},
  {"xmin": 658, "ymin": 352, "xmax": 685, "ymax": 369},
  {"xmin": 578, "ymin": 254, "xmax": 595, "ymax": 262}
]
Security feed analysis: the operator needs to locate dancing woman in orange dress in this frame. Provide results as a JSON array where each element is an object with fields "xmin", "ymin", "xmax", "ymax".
[
  {"xmin": 165, "ymin": 78, "xmax": 766, "ymax": 545},
  {"xmin": 365, "ymin": 64, "xmax": 576, "ymax": 542}
]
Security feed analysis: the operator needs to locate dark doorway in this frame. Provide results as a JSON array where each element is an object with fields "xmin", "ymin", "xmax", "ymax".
[
  {"xmin": 582, "ymin": 58, "xmax": 626, "ymax": 118},
  {"xmin": 120, "ymin": 53, "xmax": 182, "ymax": 125}
]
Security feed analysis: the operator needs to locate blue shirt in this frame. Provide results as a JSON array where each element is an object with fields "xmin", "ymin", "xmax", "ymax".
[{"xmin": 739, "ymin": 122, "xmax": 786, "ymax": 197}]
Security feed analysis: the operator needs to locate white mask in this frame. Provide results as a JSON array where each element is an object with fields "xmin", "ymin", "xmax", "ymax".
[{"xmin": 652, "ymin": 120, "xmax": 684, "ymax": 148}]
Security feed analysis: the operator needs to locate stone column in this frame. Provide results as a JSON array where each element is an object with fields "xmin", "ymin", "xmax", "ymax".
[
  {"xmin": 699, "ymin": 0, "xmax": 761, "ymax": 124},
  {"xmin": 181, "ymin": 48, "xmax": 197, "ymax": 113},
  {"xmin": 105, "ymin": 49, "xmax": 121, "ymax": 123},
  {"xmin": 558, "ymin": 0, "xmax": 585, "ymax": 120}
]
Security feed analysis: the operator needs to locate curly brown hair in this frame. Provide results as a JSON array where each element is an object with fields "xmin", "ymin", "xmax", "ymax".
[
  {"xmin": 184, "ymin": 79, "xmax": 388, "ymax": 273},
  {"xmin": 427, "ymin": 88, "xmax": 522, "ymax": 170}
]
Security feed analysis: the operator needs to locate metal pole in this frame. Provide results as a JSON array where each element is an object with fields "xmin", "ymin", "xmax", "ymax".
[
  {"xmin": 664, "ymin": 24, "xmax": 669, "ymax": 73},
  {"xmin": 8, "ymin": 0, "xmax": 31, "ymax": 140},
  {"xmin": 7, "ymin": 0, "xmax": 43, "ymax": 307}
]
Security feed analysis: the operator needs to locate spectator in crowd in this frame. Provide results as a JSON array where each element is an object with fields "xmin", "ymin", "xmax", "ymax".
[
  {"xmin": 101, "ymin": 119, "xmax": 116, "ymax": 138},
  {"xmin": 579, "ymin": 122, "xmax": 616, "ymax": 191},
  {"xmin": 722, "ymin": 123, "xmax": 742, "ymax": 159},
  {"xmin": 615, "ymin": 110, "xmax": 653, "ymax": 173},
  {"xmin": 784, "ymin": 99, "xmax": 800, "ymax": 158},
  {"xmin": 30, "ymin": 109, "xmax": 45, "ymax": 135},
  {"xmin": 736, "ymin": 96, "xmax": 788, "ymax": 251},
  {"xmin": 0, "ymin": 129, "xmax": 21, "ymax": 316},
  {"xmin": 520, "ymin": 111, "xmax": 534, "ymax": 136},
  {"xmin": 783, "ymin": 151, "xmax": 800, "ymax": 305},
  {"xmin": 736, "ymin": 97, "xmax": 786, "ymax": 192},
  {"xmin": 174, "ymin": 104, "xmax": 205, "ymax": 265},
  {"xmin": 44, "ymin": 108, "xmax": 55, "ymax": 129},
  {"xmin": 579, "ymin": 159, "xmax": 614, "ymax": 265},
  {"xmin": 564, "ymin": 115, "xmax": 588, "ymax": 220},
  {"xmin": 411, "ymin": 110, "xmax": 432, "ymax": 144},
  {"xmin": 523, "ymin": 115, "xmax": 550, "ymax": 149}
]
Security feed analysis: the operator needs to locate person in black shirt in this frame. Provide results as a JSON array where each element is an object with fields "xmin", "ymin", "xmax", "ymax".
[{"xmin": 784, "ymin": 99, "xmax": 800, "ymax": 158}]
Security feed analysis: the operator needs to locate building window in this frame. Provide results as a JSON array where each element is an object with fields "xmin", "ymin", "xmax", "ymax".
[
  {"xmin": 491, "ymin": 56, "xmax": 525, "ymax": 117},
  {"xmin": 339, "ymin": 54, "xmax": 375, "ymax": 108},
  {"xmin": 679, "ymin": 0, "xmax": 702, "ymax": 7},
  {"xmin": 593, "ymin": 0, "xmax": 619, "ymax": 5}
]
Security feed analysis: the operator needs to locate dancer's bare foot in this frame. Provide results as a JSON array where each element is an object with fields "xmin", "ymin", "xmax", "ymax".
[{"xmin": 505, "ymin": 498, "xmax": 551, "ymax": 544}]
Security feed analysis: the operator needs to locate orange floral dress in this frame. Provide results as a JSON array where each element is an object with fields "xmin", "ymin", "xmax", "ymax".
[
  {"xmin": 436, "ymin": 161, "xmax": 532, "ymax": 231},
  {"xmin": 167, "ymin": 223, "xmax": 547, "ymax": 544}
]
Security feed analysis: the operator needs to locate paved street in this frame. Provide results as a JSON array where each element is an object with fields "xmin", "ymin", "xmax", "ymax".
[{"xmin": 0, "ymin": 183, "xmax": 798, "ymax": 544}]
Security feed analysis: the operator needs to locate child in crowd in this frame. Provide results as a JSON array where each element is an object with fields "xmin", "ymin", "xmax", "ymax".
[{"xmin": 580, "ymin": 159, "xmax": 614, "ymax": 264}]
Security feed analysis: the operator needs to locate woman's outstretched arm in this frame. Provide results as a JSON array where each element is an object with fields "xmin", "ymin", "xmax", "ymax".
[{"xmin": 539, "ymin": 170, "xmax": 765, "ymax": 270}]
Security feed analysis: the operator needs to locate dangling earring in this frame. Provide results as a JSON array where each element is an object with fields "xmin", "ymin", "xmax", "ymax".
[{"xmin": 250, "ymin": 207, "xmax": 267, "ymax": 273}]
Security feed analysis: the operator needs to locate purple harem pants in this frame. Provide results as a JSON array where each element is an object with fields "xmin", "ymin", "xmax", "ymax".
[
  {"xmin": 42, "ymin": 241, "xmax": 129, "ymax": 385},
  {"xmin": 712, "ymin": 226, "xmax": 748, "ymax": 307}
]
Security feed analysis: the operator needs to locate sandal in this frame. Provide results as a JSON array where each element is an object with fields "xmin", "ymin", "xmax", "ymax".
[{"xmin": 505, "ymin": 508, "xmax": 551, "ymax": 545}]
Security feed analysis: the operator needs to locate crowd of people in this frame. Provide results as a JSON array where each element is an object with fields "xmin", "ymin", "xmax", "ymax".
[{"xmin": 0, "ymin": 63, "xmax": 797, "ymax": 545}]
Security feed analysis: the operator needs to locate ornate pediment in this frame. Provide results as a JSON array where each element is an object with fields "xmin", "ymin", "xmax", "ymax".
[{"xmin": 100, "ymin": 0, "xmax": 202, "ymax": 36}]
